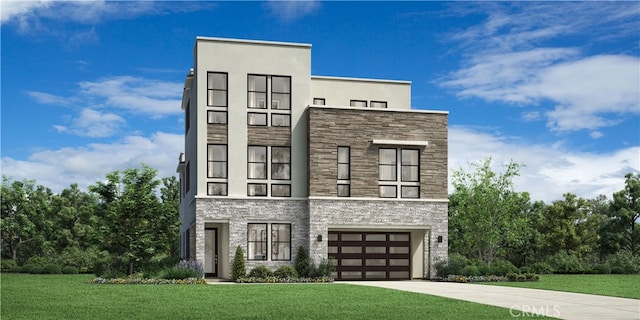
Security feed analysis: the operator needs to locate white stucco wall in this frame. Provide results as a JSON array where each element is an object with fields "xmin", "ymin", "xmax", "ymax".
[{"xmin": 310, "ymin": 76, "xmax": 411, "ymax": 110}]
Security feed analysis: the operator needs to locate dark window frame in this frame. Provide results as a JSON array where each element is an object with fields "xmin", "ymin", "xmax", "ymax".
[
  {"xmin": 313, "ymin": 98, "xmax": 326, "ymax": 105},
  {"xmin": 378, "ymin": 148, "xmax": 397, "ymax": 181},
  {"xmin": 271, "ymin": 146, "xmax": 291, "ymax": 180},
  {"xmin": 401, "ymin": 149, "xmax": 420, "ymax": 182},
  {"xmin": 207, "ymin": 144, "xmax": 227, "ymax": 179},
  {"xmin": 207, "ymin": 72, "xmax": 228, "ymax": 107},
  {"xmin": 337, "ymin": 184, "xmax": 351, "ymax": 197},
  {"xmin": 247, "ymin": 183, "xmax": 268, "ymax": 197},
  {"xmin": 207, "ymin": 182, "xmax": 228, "ymax": 196},
  {"xmin": 271, "ymin": 75, "xmax": 291, "ymax": 110},
  {"xmin": 247, "ymin": 112, "xmax": 268, "ymax": 126},
  {"xmin": 247, "ymin": 223, "xmax": 268, "ymax": 260},
  {"xmin": 370, "ymin": 101, "xmax": 388, "ymax": 109},
  {"xmin": 271, "ymin": 223, "xmax": 292, "ymax": 261},
  {"xmin": 350, "ymin": 100, "xmax": 367, "ymax": 108},
  {"xmin": 207, "ymin": 110, "xmax": 227, "ymax": 124},
  {"xmin": 271, "ymin": 184, "xmax": 291, "ymax": 197},
  {"xmin": 271, "ymin": 113, "xmax": 291, "ymax": 127},
  {"xmin": 247, "ymin": 74, "xmax": 268, "ymax": 109},
  {"xmin": 337, "ymin": 146, "xmax": 351, "ymax": 180},
  {"xmin": 247, "ymin": 146, "xmax": 267, "ymax": 180},
  {"xmin": 379, "ymin": 185, "xmax": 398, "ymax": 198}
]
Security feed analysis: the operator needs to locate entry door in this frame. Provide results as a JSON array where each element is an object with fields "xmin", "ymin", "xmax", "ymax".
[{"xmin": 204, "ymin": 228, "xmax": 218, "ymax": 277}]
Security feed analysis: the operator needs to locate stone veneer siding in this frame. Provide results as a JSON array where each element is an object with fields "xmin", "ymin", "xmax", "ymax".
[
  {"xmin": 308, "ymin": 107, "xmax": 448, "ymax": 199},
  {"xmin": 194, "ymin": 198, "xmax": 309, "ymax": 277},
  {"xmin": 308, "ymin": 199, "xmax": 448, "ymax": 279},
  {"xmin": 207, "ymin": 123, "xmax": 227, "ymax": 143},
  {"xmin": 247, "ymin": 126, "xmax": 291, "ymax": 146}
]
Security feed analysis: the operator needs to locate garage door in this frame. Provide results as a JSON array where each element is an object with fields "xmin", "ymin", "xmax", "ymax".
[{"xmin": 328, "ymin": 231, "xmax": 411, "ymax": 280}]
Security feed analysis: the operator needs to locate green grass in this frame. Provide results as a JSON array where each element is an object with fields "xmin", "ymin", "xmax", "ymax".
[
  {"xmin": 0, "ymin": 274, "xmax": 555, "ymax": 320},
  {"xmin": 481, "ymin": 274, "xmax": 640, "ymax": 299}
]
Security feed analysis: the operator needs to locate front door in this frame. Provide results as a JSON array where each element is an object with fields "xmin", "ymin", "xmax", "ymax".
[{"xmin": 204, "ymin": 228, "xmax": 218, "ymax": 277}]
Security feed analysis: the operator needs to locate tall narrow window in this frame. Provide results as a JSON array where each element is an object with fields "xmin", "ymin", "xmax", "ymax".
[
  {"xmin": 207, "ymin": 144, "xmax": 227, "ymax": 178},
  {"xmin": 248, "ymin": 75, "xmax": 267, "ymax": 109},
  {"xmin": 248, "ymin": 146, "xmax": 267, "ymax": 179},
  {"xmin": 185, "ymin": 100, "xmax": 190, "ymax": 133},
  {"xmin": 271, "ymin": 147, "xmax": 290, "ymax": 180},
  {"xmin": 271, "ymin": 76, "xmax": 291, "ymax": 110},
  {"xmin": 207, "ymin": 72, "xmax": 228, "ymax": 107},
  {"xmin": 337, "ymin": 146, "xmax": 351, "ymax": 197},
  {"xmin": 271, "ymin": 224, "xmax": 291, "ymax": 260},
  {"xmin": 379, "ymin": 149, "xmax": 397, "ymax": 181},
  {"xmin": 248, "ymin": 224, "xmax": 267, "ymax": 260}
]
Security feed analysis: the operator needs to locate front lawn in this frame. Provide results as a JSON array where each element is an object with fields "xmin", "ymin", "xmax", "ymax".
[
  {"xmin": 1, "ymin": 274, "xmax": 556, "ymax": 319},
  {"xmin": 481, "ymin": 274, "xmax": 640, "ymax": 299}
]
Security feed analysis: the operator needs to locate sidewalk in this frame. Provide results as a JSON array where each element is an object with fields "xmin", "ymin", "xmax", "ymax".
[{"xmin": 343, "ymin": 281, "xmax": 640, "ymax": 320}]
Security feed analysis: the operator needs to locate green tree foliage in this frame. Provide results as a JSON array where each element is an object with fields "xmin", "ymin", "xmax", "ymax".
[
  {"xmin": 232, "ymin": 246, "xmax": 246, "ymax": 281},
  {"xmin": 89, "ymin": 164, "xmax": 164, "ymax": 275},
  {"xmin": 600, "ymin": 173, "xmax": 640, "ymax": 256},
  {"xmin": 449, "ymin": 158, "xmax": 531, "ymax": 266},
  {"xmin": 0, "ymin": 177, "xmax": 53, "ymax": 262},
  {"xmin": 158, "ymin": 176, "xmax": 180, "ymax": 257}
]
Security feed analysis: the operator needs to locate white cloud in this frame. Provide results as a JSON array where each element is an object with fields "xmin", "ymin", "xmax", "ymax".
[
  {"xmin": 449, "ymin": 126, "xmax": 639, "ymax": 202},
  {"xmin": 55, "ymin": 108, "xmax": 126, "ymax": 138},
  {"xmin": 27, "ymin": 91, "xmax": 75, "ymax": 106},
  {"xmin": 0, "ymin": 132, "xmax": 183, "ymax": 193},
  {"xmin": 0, "ymin": 0, "xmax": 52, "ymax": 24},
  {"xmin": 590, "ymin": 131, "xmax": 604, "ymax": 139},
  {"xmin": 263, "ymin": 0, "xmax": 321, "ymax": 22}
]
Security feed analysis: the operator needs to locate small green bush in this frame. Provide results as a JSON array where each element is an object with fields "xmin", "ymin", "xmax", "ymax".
[
  {"xmin": 313, "ymin": 259, "xmax": 335, "ymax": 278},
  {"xmin": 530, "ymin": 262, "xmax": 554, "ymax": 274},
  {"xmin": 295, "ymin": 246, "xmax": 312, "ymax": 278},
  {"xmin": 10, "ymin": 265, "xmax": 23, "ymax": 273},
  {"xmin": 25, "ymin": 256, "xmax": 50, "ymax": 267},
  {"xmin": 546, "ymin": 251, "xmax": 584, "ymax": 274},
  {"xmin": 23, "ymin": 264, "xmax": 43, "ymax": 274},
  {"xmin": 62, "ymin": 266, "xmax": 79, "ymax": 274},
  {"xmin": 607, "ymin": 251, "xmax": 639, "ymax": 274},
  {"xmin": 232, "ymin": 246, "xmax": 246, "ymax": 281},
  {"xmin": 273, "ymin": 265, "xmax": 298, "ymax": 278},
  {"xmin": 519, "ymin": 266, "xmax": 533, "ymax": 274},
  {"xmin": 1, "ymin": 259, "xmax": 17, "ymax": 272},
  {"xmin": 434, "ymin": 259, "xmax": 449, "ymax": 278},
  {"xmin": 248, "ymin": 265, "xmax": 273, "ymax": 278},
  {"xmin": 447, "ymin": 253, "xmax": 469, "ymax": 276},
  {"xmin": 161, "ymin": 260, "xmax": 204, "ymax": 280},
  {"xmin": 489, "ymin": 260, "xmax": 519, "ymax": 276},
  {"xmin": 460, "ymin": 265, "xmax": 480, "ymax": 276},
  {"xmin": 41, "ymin": 264, "xmax": 62, "ymax": 274}
]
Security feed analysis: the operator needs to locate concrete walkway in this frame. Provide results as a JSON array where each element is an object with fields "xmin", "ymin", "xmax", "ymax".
[{"xmin": 343, "ymin": 281, "xmax": 640, "ymax": 320}]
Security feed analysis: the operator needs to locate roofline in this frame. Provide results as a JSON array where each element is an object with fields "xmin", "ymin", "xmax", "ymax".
[
  {"xmin": 308, "ymin": 105, "xmax": 449, "ymax": 115},
  {"xmin": 312, "ymin": 75, "xmax": 411, "ymax": 85},
  {"xmin": 196, "ymin": 36, "xmax": 312, "ymax": 48}
]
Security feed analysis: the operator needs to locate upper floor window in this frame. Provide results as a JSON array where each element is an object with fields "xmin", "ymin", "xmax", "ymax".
[
  {"xmin": 207, "ymin": 110, "xmax": 227, "ymax": 124},
  {"xmin": 207, "ymin": 72, "xmax": 228, "ymax": 107},
  {"xmin": 379, "ymin": 148, "xmax": 420, "ymax": 198},
  {"xmin": 207, "ymin": 144, "xmax": 227, "ymax": 178},
  {"xmin": 271, "ymin": 76, "xmax": 291, "ymax": 110},
  {"xmin": 350, "ymin": 100, "xmax": 367, "ymax": 108},
  {"xmin": 185, "ymin": 100, "xmax": 190, "ymax": 133},
  {"xmin": 247, "ymin": 146, "xmax": 291, "ymax": 197},
  {"xmin": 248, "ymin": 75, "xmax": 291, "ymax": 127},
  {"xmin": 370, "ymin": 101, "xmax": 387, "ymax": 109},
  {"xmin": 337, "ymin": 146, "xmax": 351, "ymax": 197},
  {"xmin": 313, "ymin": 98, "xmax": 326, "ymax": 105},
  {"xmin": 248, "ymin": 75, "xmax": 267, "ymax": 109}
]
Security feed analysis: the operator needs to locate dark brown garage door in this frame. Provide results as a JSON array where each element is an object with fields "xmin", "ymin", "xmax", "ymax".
[{"xmin": 328, "ymin": 231, "xmax": 410, "ymax": 280}]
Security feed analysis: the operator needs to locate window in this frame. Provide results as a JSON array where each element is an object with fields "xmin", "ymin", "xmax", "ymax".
[
  {"xmin": 207, "ymin": 72, "xmax": 228, "ymax": 107},
  {"xmin": 248, "ymin": 113, "xmax": 267, "ymax": 126},
  {"xmin": 313, "ymin": 98, "xmax": 325, "ymax": 105},
  {"xmin": 271, "ymin": 76, "xmax": 291, "ymax": 110},
  {"xmin": 370, "ymin": 101, "xmax": 387, "ymax": 109},
  {"xmin": 248, "ymin": 223, "xmax": 291, "ymax": 261},
  {"xmin": 350, "ymin": 100, "xmax": 367, "ymax": 108},
  {"xmin": 185, "ymin": 162, "xmax": 190, "ymax": 193},
  {"xmin": 248, "ymin": 224, "xmax": 267, "ymax": 260},
  {"xmin": 207, "ymin": 110, "xmax": 227, "ymax": 124},
  {"xmin": 207, "ymin": 182, "xmax": 227, "ymax": 196},
  {"xmin": 248, "ymin": 146, "xmax": 267, "ymax": 179},
  {"xmin": 337, "ymin": 146, "xmax": 350, "ymax": 197},
  {"xmin": 185, "ymin": 100, "xmax": 190, "ymax": 133},
  {"xmin": 378, "ymin": 148, "xmax": 420, "ymax": 198},
  {"xmin": 247, "ymin": 75, "xmax": 267, "ymax": 109},
  {"xmin": 247, "ymin": 146, "xmax": 291, "ymax": 197},
  {"xmin": 248, "ymin": 75, "xmax": 291, "ymax": 126},
  {"xmin": 271, "ymin": 224, "xmax": 291, "ymax": 260},
  {"xmin": 207, "ymin": 144, "xmax": 227, "ymax": 178},
  {"xmin": 271, "ymin": 147, "xmax": 290, "ymax": 180}
]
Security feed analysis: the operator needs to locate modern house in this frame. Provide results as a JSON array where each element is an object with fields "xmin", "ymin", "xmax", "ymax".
[{"xmin": 177, "ymin": 37, "xmax": 448, "ymax": 280}]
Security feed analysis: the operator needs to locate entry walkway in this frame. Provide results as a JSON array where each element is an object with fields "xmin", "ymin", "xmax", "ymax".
[{"xmin": 343, "ymin": 281, "xmax": 640, "ymax": 320}]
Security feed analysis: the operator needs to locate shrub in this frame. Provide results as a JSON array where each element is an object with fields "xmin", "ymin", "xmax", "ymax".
[
  {"xmin": 62, "ymin": 266, "xmax": 79, "ymax": 274},
  {"xmin": 94, "ymin": 256, "xmax": 128, "ymax": 278},
  {"xmin": 248, "ymin": 265, "xmax": 273, "ymax": 278},
  {"xmin": 232, "ymin": 246, "xmax": 246, "ymax": 281},
  {"xmin": 519, "ymin": 266, "xmax": 533, "ymax": 274},
  {"xmin": 530, "ymin": 262, "xmax": 554, "ymax": 274},
  {"xmin": 273, "ymin": 265, "xmax": 298, "ymax": 279},
  {"xmin": 434, "ymin": 259, "xmax": 450, "ymax": 278},
  {"xmin": 489, "ymin": 260, "xmax": 519, "ymax": 276},
  {"xmin": 162, "ymin": 260, "xmax": 204, "ymax": 280},
  {"xmin": 23, "ymin": 264, "xmax": 43, "ymax": 274},
  {"xmin": 41, "ymin": 264, "xmax": 62, "ymax": 274},
  {"xmin": 545, "ymin": 251, "xmax": 584, "ymax": 274},
  {"xmin": 25, "ymin": 256, "xmax": 50, "ymax": 267},
  {"xmin": 447, "ymin": 253, "xmax": 469, "ymax": 276},
  {"xmin": 607, "ymin": 251, "xmax": 639, "ymax": 274},
  {"xmin": 10, "ymin": 266, "xmax": 23, "ymax": 273},
  {"xmin": 460, "ymin": 265, "xmax": 480, "ymax": 276},
  {"xmin": 295, "ymin": 246, "xmax": 313, "ymax": 278},
  {"xmin": 1, "ymin": 259, "xmax": 17, "ymax": 273}
]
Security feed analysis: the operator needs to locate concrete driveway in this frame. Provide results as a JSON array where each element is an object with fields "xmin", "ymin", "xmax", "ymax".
[{"xmin": 343, "ymin": 281, "xmax": 640, "ymax": 320}]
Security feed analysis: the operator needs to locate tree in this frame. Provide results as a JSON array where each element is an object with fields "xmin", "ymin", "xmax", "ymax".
[
  {"xmin": 601, "ymin": 173, "xmax": 640, "ymax": 255},
  {"xmin": 232, "ymin": 245, "xmax": 246, "ymax": 281},
  {"xmin": 89, "ymin": 164, "xmax": 163, "ymax": 275},
  {"xmin": 0, "ymin": 177, "xmax": 53, "ymax": 262},
  {"xmin": 157, "ymin": 176, "xmax": 180, "ymax": 257},
  {"xmin": 449, "ymin": 158, "xmax": 531, "ymax": 266}
]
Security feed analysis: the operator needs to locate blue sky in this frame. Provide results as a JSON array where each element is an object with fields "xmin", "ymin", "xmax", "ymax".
[{"xmin": 1, "ymin": 1, "xmax": 638, "ymax": 202}]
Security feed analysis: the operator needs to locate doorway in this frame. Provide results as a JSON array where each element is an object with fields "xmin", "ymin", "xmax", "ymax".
[{"xmin": 204, "ymin": 228, "xmax": 218, "ymax": 277}]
